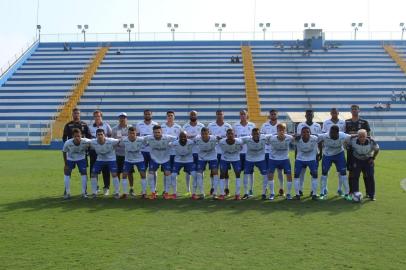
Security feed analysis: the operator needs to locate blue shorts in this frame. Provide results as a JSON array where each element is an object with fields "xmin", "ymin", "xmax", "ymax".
[
  {"xmin": 92, "ymin": 160, "xmax": 117, "ymax": 175},
  {"xmin": 244, "ymin": 160, "xmax": 267, "ymax": 175},
  {"xmin": 294, "ymin": 160, "xmax": 318, "ymax": 178},
  {"xmin": 322, "ymin": 151, "xmax": 347, "ymax": 175},
  {"xmin": 123, "ymin": 161, "xmax": 146, "ymax": 173},
  {"xmin": 197, "ymin": 159, "xmax": 218, "ymax": 172},
  {"xmin": 220, "ymin": 160, "xmax": 241, "ymax": 174},
  {"xmin": 173, "ymin": 162, "xmax": 196, "ymax": 174},
  {"xmin": 268, "ymin": 159, "xmax": 291, "ymax": 174},
  {"xmin": 142, "ymin": 152, "xmax": 151, "ymax": 169},
  {"xmin": 149, "ymin": 159, "xmax": 172, "ymax": 172},
  {"xmin": 66, "ymin": 159, "xmax": 87, "ymax": 174}
]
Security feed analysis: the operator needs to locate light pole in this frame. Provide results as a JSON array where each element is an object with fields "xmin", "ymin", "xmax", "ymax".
[
  {"xmin": 259, "ymin": 22, "xmax": 270, "ymax": 40},
  {"xmin": 215, "ymin": 23, "xmax": 226, "ymax": 40},
  {"xmin": 36, "ymin": 25, "xmax": 41, "ymax": 42},
  {"xmin": 77, "ymin": 24, "xmax": 89, "ymax": 42},
  {"xmin": 123, "ymin": 23, "xmax": 135, "ymax": 42},
  {"xmin": 304, "ymin": 23, "xmax": 316, "ymax": 29},
  {"xmin": 167, "ymin": 23, "xmax": 179, "ymax": 41},
  {"xmin": 351, "ymin": 22, "xmax": 362, "ymax": 40},
  {"xmin": 400, "ymin": 22, "xmax": 405, "ymax": 40}
]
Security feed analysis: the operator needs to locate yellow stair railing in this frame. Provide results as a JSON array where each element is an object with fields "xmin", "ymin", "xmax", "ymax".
[
  {"xmin": 241, "ymin": 45, "xmax": 267, "ymax": 126},
  {"xmin": 42, "ymin": 46, "xmax": 110, "ymax": 144},
  {"xmin": 383, "ymin": 45, "xmax": 406, "ymax": 74}
]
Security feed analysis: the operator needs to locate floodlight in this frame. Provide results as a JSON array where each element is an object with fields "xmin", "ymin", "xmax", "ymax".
[
  {"xmin": 222, "ymin": 23, "xmax": 226, "ymax": 28},
  {"xmin": 304, "ymin": 23, "xmax": 308, "ymax": 28},
  {"xmin": 259, "ymin": 23, "xmax": 264, "ymax": 27},
  {"xmin": 311, "ymin": 23, "xmax": 315, "ymax": 27},
  {"xmin": 84, "ymin": 25, "xmax": 89, "ymax": 29},
  {"xmin": 123, "ymin": 24, "xmax": 128, "ymax": 28},
  {"xmin": 130, "ymin": 23, "xmax": 134, "ymax": 28},
  {"xmin": 266, "ymin": 23, "xmax": 270, "ymax": 27}
]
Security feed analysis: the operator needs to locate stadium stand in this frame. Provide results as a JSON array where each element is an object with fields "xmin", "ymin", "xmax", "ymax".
[{"xmin": 0, "ymin": 40, "xmax": 405, "ymax": 145}]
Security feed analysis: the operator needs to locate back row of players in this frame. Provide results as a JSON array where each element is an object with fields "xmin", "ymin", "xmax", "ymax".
[{"xmin": 62, "ymin": 105, "xmax": 379, "ymax": 201}]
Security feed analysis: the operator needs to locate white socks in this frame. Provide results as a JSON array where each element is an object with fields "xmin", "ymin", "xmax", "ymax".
[
  {"xmin": 165, "ymin": 174, "xmax": 173, "ymax": 193},
  {"xmin": 148, "ymin": 174, "xmax": 156, "ymax": 193},
  {"xmin": 287, "ymin": 181, "xmax": 292, "ymax": 195},
  {"xmin": 213, "ymin": 175, "xmax": 219, "ymax": 195},
  {"xmin": 235, "ymin": 178, "xmax": 241, "ymax": 195},
  {"xmin": 312, "ymin": 178, "xmax": 319, "ymax": 195},
  {"xmin": 294, "ymin": 178, "xmax": 300, "ymax": 195},
  {"xmin": 341, "ymin": 175, "xmax": 349, "ymax": 194},
  {"xmin": 81, "ymin": 175, "xmax": 87, "ymax": 194},
  {"xmin": 243, "ymin": 174, "xmax": 249, "ymax": 195},
  {"xmin": 113, "ymin": 177, "xmax": 119, "ymax": 195},
  {"xmin": 219, "ymin": 179, "xmax": 225, "ymax": 195},
  {"xmin": 141, "ymin": 178, "xmax": 147, "ymax": 194},
  {"xmin": 320, "ymin": 175, "xmax": 328, "ymax": 195},
  {"xmin": 64, "ymin": 175, "xmax": 70, "ymax": 194},
  {"xmin": 299, "ymin": 169, "xmax": 306, "ymax": 191},
  {"xmin": 122, "ymin": 178, "xmax": 128, "ymax": 195},
  {"xmin": 186, "ymin": 173, "xmax": 191, "ymax": 193},
  {"xmin": 91, "ymin": 177, "xmax": 97, "ymax": 194},
  {"xmin": 197, "ymin": 173, "xmax": 204, "ymax": 194},
  {"xmin": 262, "ymin": 176, "xmax": 268, "ymax": 195},
  {"xmin": 268, "ymin": 179, "xmax": 275, "ymax": 195}
]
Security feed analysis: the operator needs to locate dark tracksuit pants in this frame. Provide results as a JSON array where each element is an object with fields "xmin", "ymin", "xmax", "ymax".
[{"xmin": 352, "ymin": 158, "xmax": 375, "ymax": 197}]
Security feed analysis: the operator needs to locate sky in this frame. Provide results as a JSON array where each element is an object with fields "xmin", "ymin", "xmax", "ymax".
[{"xmin": 1, "ymin": 0, "xmax": 406, "ymax": 70}]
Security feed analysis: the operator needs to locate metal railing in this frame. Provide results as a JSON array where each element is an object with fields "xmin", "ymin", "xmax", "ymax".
[{"xmin": 38, "ymin": 31, "xmax": 406, "ymax": 43}]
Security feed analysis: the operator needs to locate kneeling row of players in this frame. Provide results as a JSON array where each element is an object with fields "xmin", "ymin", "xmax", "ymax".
[{"xmin": 62, "ymin": 123, "xmax": 379, "ymax": 201}]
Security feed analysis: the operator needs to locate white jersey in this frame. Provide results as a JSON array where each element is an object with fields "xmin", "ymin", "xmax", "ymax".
[
  {"xmin": 218, "ymin": 138, "xmax": 244, "ymax": 162},
  {"xmin": 111, "ymin": 124, "xmax": 132, "ymax": 156},
  {"xmin": 89, "ymin": 122, "xmax": 112, "ymax": 138},
  {"xmin": 172, "ymin": 139, "xmax": 195, "ymax": 163},
  {"xmin": 260, "ymin": 121, "xmax": 279, "ymax": 154},
  {"xmin": 318, "ymin": 132, "xmax": 351, "ymax": 156},
  {"xmin": 268, "ymin": 134, "xmax": 293, "ymax": 160},
  {"xmin": 122, "ymin": 137, "xmax": 145, "ymax": 163},
  {"xmin": 62, "ymin": 138, "xmax": 91, "ymax": 161},
  {"xmin": 233, "ymin": 121, "xmax": 256, "ymax": 154},
  {"xmin": 296, "ymin": 122, "xmax": 322, "ymax": 135},
  {"xmin": 162, "ymin": 122, "xmax": 182, "ymax": 155},
  {"xmin": 208, "ymin": 122, "xmax": 232, "ymax": 154},
  {"xmin": 294, "ymin": 135, "xmax": 320, "ymax": 161},
  {"xmin": 322, "ymin": 119, "xmax": 346, "ymax": 133},
  {"xmin": 182, "ymin": 122, "xmax": 205, "ymax": 154},
  {"xmin": 194, "ymin": 135, "xmax": 218, "ymax": 161},
  {"xmin": 135, "ymin": 120, "xmax": 158, "ymax": 152},
  {"xmin": 144, "ymin": 135, "xmax": 176, "ymax": 164},
  {"xmin": 90, "ymin": 138, "xmax": 120, "ymax": 161},
  {"xmin": 241, "ymin": 135, "xmax": 268, "ymax": 162}
]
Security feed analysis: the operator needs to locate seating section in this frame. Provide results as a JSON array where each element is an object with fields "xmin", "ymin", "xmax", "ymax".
[
  {"xmin": 77, "ymin": 42, "xmax": 246, "ymax": 124},
  {"xmin": 0, "ymin": 44, "xmax": 98, "ymax": 142},
  {"xmin": 251, "ymin": 41, "xmax": 406, "ymax": 139},
  {"xmin": 0, "ymin": 40, "xmax": 406, "ymax": 143}
]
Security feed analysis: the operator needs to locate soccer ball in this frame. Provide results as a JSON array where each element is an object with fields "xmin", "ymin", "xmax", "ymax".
[{"xmin": 352, "ymin": 192, "xmax": 363, "ymax": 203}]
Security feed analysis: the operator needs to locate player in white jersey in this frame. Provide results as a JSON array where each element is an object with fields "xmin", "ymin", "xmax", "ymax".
[
  {"xmin": 293, "ymin": 126, "xmax": 322, "ymax": 201},
  {"xmin": 89, "ymin": 129, "xmax": 120, "ymax": 198},
  {"xmin": 183, "ymin": 110, "xmax": 206, "ymax": 196},
  {"xmin": 240, "ymin": 128, "xmax": 268, "ymax": 200},
  {"xmin": 171, "ymin": 131, "xmax": 196, "ymax": 199},
  {"xmin": 88, "ymin": 110, "xmax": 112, "ymax": 196},
  {"xmin": 208, "ymin": 110, "xmax": 233, "ymax": 196},
  {"xmin": 144, "ymin": 125, "xmax": 177, "ymax": 200},
  {"xmin": 296, "ymin": 109, "xmax": 322, "ymax": 196},
  {"xmin": 260, "ymin": 109, "xmax": 284, "ymax": 196},
  {"xmin": 318, "ymin": 125, "xmax": 352, "ymax": 201},
  {"xmin": 161, "ymin": 110, "xmax": 182, "ymax": 195},
  {"xmin": 136, "ymin": 109, "xmax": 159, "ymax": 191},
  {"xmin": 218, "ymin": 129, "xmax": 244, "ymax": 200},
  {"xmin": 62, "ymin": 128, "xmax": 91, "ymax": 199},
  {"xmin": 268, "ymin": 123, "xmax": 294, "ymax": 200},
  {"xmin": 121, "ymin": 127, "xmax": 147, "ymax": 199},
  {"xmin": 194, "ymin": 127, "xmax": 218, "ymax": 200},
  {"xmin": 233, "ymin": 109, "xmax": 256, "ymax": 197},
  {"xmin": 322, "ymin": 108, "xmax": 346, "ymax": 133},
  {"xmin": 321, "ymin": 108, "xmax": 346, "ymax": 195}
]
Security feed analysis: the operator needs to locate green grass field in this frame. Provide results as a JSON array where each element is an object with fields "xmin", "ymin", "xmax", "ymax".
[{"xmin": 0, "ymin": 150, "xmax": 405, "ymax": 269}]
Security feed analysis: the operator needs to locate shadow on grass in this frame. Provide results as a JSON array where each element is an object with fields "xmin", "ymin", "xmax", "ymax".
[{"xmin": 0, "ymin": 194, "xmax": 369, "ymax": 216}]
